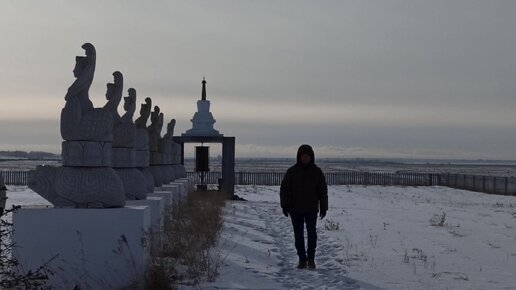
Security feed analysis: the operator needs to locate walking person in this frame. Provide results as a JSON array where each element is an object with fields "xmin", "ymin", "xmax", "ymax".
[{"xmin": 280, "ymin": 144, "xmax": 328, "ymax": 269}]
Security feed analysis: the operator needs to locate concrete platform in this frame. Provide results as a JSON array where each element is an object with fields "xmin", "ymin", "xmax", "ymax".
[{"xmin": 13, "ymin": 206, "xmax": 151, "ymax": 290}]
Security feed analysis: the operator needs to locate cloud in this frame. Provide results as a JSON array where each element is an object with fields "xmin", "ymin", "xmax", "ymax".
[{"xmin": 1, "ymin": 1, "xmax": 516, "ymax": 159}]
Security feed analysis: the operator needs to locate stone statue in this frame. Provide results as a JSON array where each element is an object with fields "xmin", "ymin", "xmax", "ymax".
[
  {"xmin": 61, "ymin": 43, "xmax": 113, "ymax": 141},
  {"xmin": 135, "ymin": 97, "xmax": 155, "ymax": 192},
  {"xmin": 121, "ymin": 88, "xmax": 136, "ymax": 124},
  {"xmin": 160, "ymin": 118, "xmax": 177, "ymax": 182},
  {"xmin": 109, "ymin": 80, "xmax": 135, "ymax": 148},
  {"xmin": 103, "ymin": 71, "xmax": 123, "ymax": 124},
  {"xmin": 148, "ymin": 106, "xmax": 160, "ymax": 132},
  {"xmin": 111, "ymin": 87, "xmax": 146, "ymax": 200},
  {"xmin": 135, "ymin": 97, "xmax": 152, "ymax": 129},
  {"xmin": 163, "ymin": 119, "xmax": 176, "ymax": 140},
  {"xmin": 29, "ymin": 43, "xmax": 125, "ymax": 208},
  {"xmin": 147, "ymin": 106, "xmax": 161, "ymax": 152},
  {"xmin": 157, "ymin": 112, "xmax": 164, "ymax": 138},
  {"xmin": 147, "ymin": 106, "xmax": 164, "ymax": 185},
  {"xmin": 65, "ymin": 43, "xmax": 95, "ymax": 112}
]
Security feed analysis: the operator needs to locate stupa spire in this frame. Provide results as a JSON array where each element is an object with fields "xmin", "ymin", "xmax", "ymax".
[
  {"xmin": 201, "ymin": 76, "xmax": 207, "ymax": 101},
  {"xmin": 183, "ymin": 76, "xmax": 221, "ymax": 137}
]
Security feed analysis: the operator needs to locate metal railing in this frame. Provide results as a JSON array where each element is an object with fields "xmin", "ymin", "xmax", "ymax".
[
  {"xmin": 1, "ymin": 170, "xmax": 29, "ymax": 186},
  {"xmin": 186, "ymin": 171, "xmax": 440, "ymax": 186},
  {"xmin": 2, "ymin": 169, "xmax": 515, "ymax": 196}
]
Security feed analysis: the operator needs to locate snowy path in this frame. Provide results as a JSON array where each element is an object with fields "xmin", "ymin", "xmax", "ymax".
[{"xmin": 190, "ymin": 186, "xmax": 380, "ymax": 290}]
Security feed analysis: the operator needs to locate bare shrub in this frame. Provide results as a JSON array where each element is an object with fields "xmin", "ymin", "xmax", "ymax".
[
  {"xmin": 324, "ymin": 219, "xmax": 340, "ymax": 231},
  {"xmin": 145, "ymin": 190, "xmax": 229, "ymax": 288},
  {"xmin": 430, "ymin": 211, "xmax": 446, "ymax": 227}
]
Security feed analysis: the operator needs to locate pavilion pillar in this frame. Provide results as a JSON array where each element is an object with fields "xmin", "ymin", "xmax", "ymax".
[{"xmin": 222, "ymin": 137, "xmax": 235, "ymax": 195}]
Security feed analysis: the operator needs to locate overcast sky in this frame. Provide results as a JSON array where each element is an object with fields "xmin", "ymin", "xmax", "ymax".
[{"xmin": 1, "ymin": 1, "xmax": 516, "ymax": 159}]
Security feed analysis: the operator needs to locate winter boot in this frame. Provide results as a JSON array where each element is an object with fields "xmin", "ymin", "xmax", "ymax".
[
  {"xmin": 297, "ymin": 260, "xmax": 307, "ymax": 269},
  {"xmin": 307, "ymin": 259, "xmax": 316, "ymax": 270}
]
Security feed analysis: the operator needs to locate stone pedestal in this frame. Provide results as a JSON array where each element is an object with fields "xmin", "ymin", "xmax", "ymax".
[
  {"xmin": 164, "ymin": 179, "xmax": 190, "ymax": 201},
  {"xmin": 148, "ymin": 190, "xmax": 173, "ymax": 210},
  {"xmin": 134, "ymin": 128, "xmax": 154, "ymax": 193},
  {"xmin": 112, "ymin": 145, "xmax": 147, "ymax": 201},
  {"xmin": 114, "ymin": 167, "xmax": 147, "ymax": 200},
  {"xmin": 137, "ymin": 167, "xmax": 155, "ymax": 193},
  {"xmin": 126, "ymin": 197, "xmax": 165, "ymax": 255},
  {"xmin": 161, "ymin": 165, "xmax": 175, "ymax": 183},
  {"xmin": 177, "ymin": 177, "xmax": 194, "ymax": 192},
  {"xmin": 28, "ymin": 166, "xmax": 126, "ymax": 208},
  {"xmin": 149, "ymin": 166, "xmax": 164, "ymax": 187},
  {"xmin": 159, "ymin": 185, "xmax": 180, "ymax": 205},
  {"xmin": 12, "ymin": 206, "xmax": 150, "ymax": 290},
  {"xmin": 173, "ymin": 164, "xmax": 187, "ymax": 179}
]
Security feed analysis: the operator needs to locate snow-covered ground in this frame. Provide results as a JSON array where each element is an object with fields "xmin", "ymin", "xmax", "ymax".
[
  {"xmin": 5, "ymin": 185, "xmax": 516, "ymax": 289},
  {"xmin": 192, "ymin": 185, "xmax": 516, "ymax": 290}
]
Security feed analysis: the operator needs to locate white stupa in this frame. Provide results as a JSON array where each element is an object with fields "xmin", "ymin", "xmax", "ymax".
[{"xmin": 183, "ymin": 77, "xmax": 223, "ymax": 137}]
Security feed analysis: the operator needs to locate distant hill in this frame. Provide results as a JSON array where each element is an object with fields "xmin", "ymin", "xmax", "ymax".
[{"xmin": 0, "ymin": 151, "xmax": 60, "ymax": 160}]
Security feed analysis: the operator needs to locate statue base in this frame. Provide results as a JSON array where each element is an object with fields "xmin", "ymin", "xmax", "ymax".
[
  {"xmin": 126, "ymin": 196, "xmax": 165, "ymax": 255},
  {"xmin": 149, "ymin": 165, "xmax": 164, "ymax": 187},
  {"xmin": 13, "ymin": 206, "xmax": 151, "ymax": 290},
  {"xmin": 28, "ymin": 166, "xmax": 126, "ymax": 208},
  {"xmin": 137, "ymin": 167, "xmax": 155, "ymax": 193},
  {"xmin": 114, "ymin": 168, "xmax": 147, "ymax": 200}
]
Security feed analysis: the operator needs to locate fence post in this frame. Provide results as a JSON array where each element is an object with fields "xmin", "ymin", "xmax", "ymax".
[{"xmin": 473, "ymin": 175, "xmax": 477, "ymax": 191}]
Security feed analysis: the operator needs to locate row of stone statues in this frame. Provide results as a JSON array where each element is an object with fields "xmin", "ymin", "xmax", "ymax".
[{"xmin": 28, "ymin": 43, "xmax": 186, "ymax": 208}]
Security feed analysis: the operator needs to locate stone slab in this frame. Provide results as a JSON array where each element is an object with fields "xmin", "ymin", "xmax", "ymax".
[
  {"xmin": 111, "ymin": 147, "xmax": 136, "ymax": 168},
  {"xmin": 12, "ymin": 206, "xmax": 150, "ymax": 290},
  {"xmin": 135, "ymin": 150, "xmax": 149, "ymax": 167},
  {"xmin": 126, "ymin": 197, "xmax": 164, "ymax": 231},
  {"xmin": 61, "ymin": 141, "xmax": 112, "ymax": 167},
  {"xmin": 148, "ymin": 190, "xmax": 172, "ymax": 210},
  {"xmin": 177, "ymin": 178, "xmax": 194, "ymax": 192},
  {"xmin": 159, "ymin": 184, "xmax": 181, "ymax": 205},
  {"xmin": 165, "ymin": 181, "xmax": 187, "ymax": 201},
  {"xmin": 126, "ymin": 197, "xmax": 165, "ymax": 255}
]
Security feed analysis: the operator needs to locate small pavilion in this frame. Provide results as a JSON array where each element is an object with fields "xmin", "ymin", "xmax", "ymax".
[{"xmin": 174, "ymin": 78, "xmax": 235, "ymax": 195}]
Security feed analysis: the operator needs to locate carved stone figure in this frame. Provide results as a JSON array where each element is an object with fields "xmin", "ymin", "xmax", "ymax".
[
  {"xmin": 148, "ymin": 106, "xmax": 161, "ymax": 154},
  {"xmin": 157, "ymin": 112, "xmax": 164, "ymax": 137},
  {"xmin": 159, "ymin": 119, "xmax": 177, "ymax": 182},
  {"xmin": 110, "ymin": 88, "xmax": 146, "ymax": 200},
  {"xmin": 121, "ymin": 88, "xmax": 136, "ymax": 124},
  {"xmin": 60, "ymin": 43, "xmax": 113, "ymax": 142},
  {"xmin": 103, "ymin": 71, "xmax": 123, "ymax": 124},
  {"xmin": 135, "ymin": 98, "xmax": 152, "ymax": 129},
  {"xmin": 147, "ymin": 106, "xmax": 165, "ymax": 186},
  {"xmin": 28, "ymin": 43, "xmax": 125, "ymax": 208},
  {"xmin": 135, "ymin": 98, "xmax": 154, "ymax": 192},
  {"xmin": 163, "ymin": 119, "xmax": 176, "ymax": 140},
  {"xmin": 112, "ymin": 87, "xmax": 136, "ymax": 148}
]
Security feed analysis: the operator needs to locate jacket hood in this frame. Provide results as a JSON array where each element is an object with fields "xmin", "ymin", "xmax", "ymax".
[{"xmin": 296, "ymin": 144, "xmax": 315, "ymax": 166}]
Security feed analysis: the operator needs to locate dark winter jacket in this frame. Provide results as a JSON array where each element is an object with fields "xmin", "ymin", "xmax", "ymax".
[{"xmin": 280, "ymin": 144, "xmax": 328, "ymax": 214}]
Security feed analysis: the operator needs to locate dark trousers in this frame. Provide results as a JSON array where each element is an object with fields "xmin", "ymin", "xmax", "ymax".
[{"xmin": 290, "ymin": 212, "xmax": 317, "ymax": 261}]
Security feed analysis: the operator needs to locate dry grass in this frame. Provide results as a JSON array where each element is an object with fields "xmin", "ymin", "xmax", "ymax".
[{"xmin": 145, "ymin": 190, "xmax": 229, "ymax": 289}]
